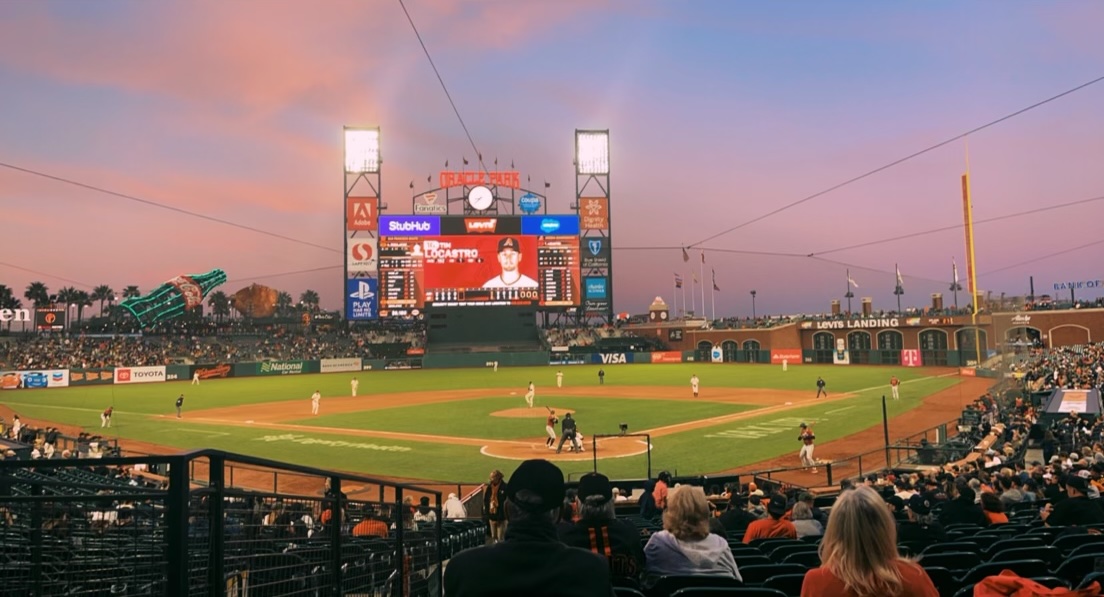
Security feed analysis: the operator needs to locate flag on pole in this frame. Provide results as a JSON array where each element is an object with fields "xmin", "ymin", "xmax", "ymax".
[
  {"xmin": 953, "ymin": 258, "xmax": 959, "ymax": 284},
  {"xmin": 848, "ymin": 274, "xmax": 859, "ymax": 288},
  {"xmin": 681, "ymin": 247, "xmax": 690, "ymax": 263},
  {"xmin": 712, "ymin": 269, "xmax": 720, "ymax": 292},
  {"xmin": 895, "ymin": 264, "xmax": 904, "ymax": 287},
  {"xmin": 674, "ymin": 274, "xmax": 683, "ymax": 289},
  {"xmin": 692, "ymin": 272, "xmax": 698, "ymax": 284},
  {"xmin": 701, "ymin": 251, "xmax": 706, "ymax": 264}
]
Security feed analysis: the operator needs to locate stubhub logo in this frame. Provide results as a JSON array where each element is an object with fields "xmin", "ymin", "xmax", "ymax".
[{"xmin": 381, "ymin": 216, "xmax": 440, "ymax": 236}]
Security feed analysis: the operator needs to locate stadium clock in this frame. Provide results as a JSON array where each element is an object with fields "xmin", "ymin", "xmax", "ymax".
[{"xmin": 467, "ymin": 186, "xmax": 494, "ymax": 211}]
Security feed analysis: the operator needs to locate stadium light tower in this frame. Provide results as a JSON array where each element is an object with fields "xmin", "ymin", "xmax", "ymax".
[
  {"xmin": 575, "ymin": 129, "xmax": 612, "ymax": 325},
  {"xmin": 343, "ymin": 126, "xmax": 382, "ymax": 323}
]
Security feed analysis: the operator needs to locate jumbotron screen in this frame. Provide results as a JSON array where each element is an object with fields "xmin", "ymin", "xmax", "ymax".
[{"xmin": 377, "ymin": 215, "xmax": 581, "ymax": 316}]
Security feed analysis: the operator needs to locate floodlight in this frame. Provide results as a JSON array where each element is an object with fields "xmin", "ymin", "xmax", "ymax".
[
  {"xmin": 576, "ymin": 130, "xmax": 609, "ymax": 175},
  {"xmin": 344, "ymin": 128, "xmax": 380, "ymax": 174}
]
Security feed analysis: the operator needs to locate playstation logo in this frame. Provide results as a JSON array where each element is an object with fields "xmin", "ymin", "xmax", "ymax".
[{"xmin": 349, "ymin": 281, "xmax": 375, "ymax": 300}]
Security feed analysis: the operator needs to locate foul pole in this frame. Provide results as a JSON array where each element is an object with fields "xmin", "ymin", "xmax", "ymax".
[{"xmin": 962, "ymin": 143, "xmax": 982, "ymax": 366}]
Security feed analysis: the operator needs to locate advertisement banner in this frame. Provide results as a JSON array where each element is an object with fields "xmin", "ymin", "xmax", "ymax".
[
  {"xmin": 346, "ymin": 278, "xmax": 379, "ymax": 321},
  {"xmin": 258, "ymin": 360, "xmax": 309, "ymax": 376},
  {"xmin": 380, "ymin": 215, "xmax": 441, "ymax": 236},
  {"xmin": 114, "ymin": 366, "xmax": 166, "ymax": 384},
  {"xmin": 651, "ymin": 351, "xmax": 684, "ymax": 364},
  {"xmin": 832, "ymin": 339, "xmax": 850, "ymax": 365},
  {"xmin": 520, "ymin": 215, "xmax": 579, "ymax": 236},
  {"xmin": 592, "ymin": 353, "xmax": 631, "ymax": 365},
  {"xmin": 959, "ymin": 367, "xmax": 977, "ymax": 377},
  {"xmin": 0, "ymin": 370, "xmax": 69, "ymax": 389},
  {"xmin": 901, "ymin": 349, "xmax": 923, "ymax": 367},
  {"xmin": 414, "ymin": 192, "xmax": 447, "ymax": 215},
  {"xmin": 321, "ymin": 358, "xmax": 363, "ymax": 374},
  {"xmin": 165, "ymin": 365, "xmax": 191, "ymax": 382},
  {"xmin": 581, "ymin": 237, "xmax": 611, "ymax": 270},
  {"xmin": 424, "ymin": 236, "xmax": 540, "ymax": 291},
  {"xmin": 584, "ymin": 299, "xmax": 610, "ymax": 312},
  {"xmin": 69, "ymin": 368, "xmax": 116, "ymax": 386},
  {"xmin": 440, "ymin": 217, "xmax": 522, "ymax": 235},
  {"xmin": 770, "ymin": 349, "xmax": 803, "ymax": 365},
  {"xmin": 194, "ymin": 363, "xmax": 233, "ymax": 380},
  {"xmin": 710, "ymin": 347, "xmax": 724, "ymax": 363},
  {"xmin": 346, "ymin": 197, "xmax": 378, "ymax": 231},
  {"xmin": 347, "ymin": 236, "xmax": 378, "ymax": 273},
  {"xmin": 579, "ymin": 197, "xmax": 609, "ymax": 230},
  {"xmin": 35, "ymin": 308, "xmax": 66, "ymax": 332},
  {"xmin": 585, "ymin": 277, "xmax": 608, "ymax": 300}
]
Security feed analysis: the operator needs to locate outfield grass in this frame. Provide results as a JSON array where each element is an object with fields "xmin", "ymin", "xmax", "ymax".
[{"xmin": 0, "ymin": 364, "xmax": 967, "ymax": 481}]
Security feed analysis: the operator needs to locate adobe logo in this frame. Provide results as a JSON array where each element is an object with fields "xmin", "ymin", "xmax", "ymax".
[{"xmin": 347, "ymin": 197, "xmax": 378, "ymax": 231}]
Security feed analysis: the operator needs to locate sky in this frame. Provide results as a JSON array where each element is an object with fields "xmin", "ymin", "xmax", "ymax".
[{"xmin": 1, "ymin": 0, "xmax": 1103, "ymax": 318}]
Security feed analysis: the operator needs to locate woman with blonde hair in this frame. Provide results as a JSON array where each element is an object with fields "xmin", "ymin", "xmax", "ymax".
[
  {"xmin": 801, "ymin": 486, "xmax": 937, "ymax": 597},
  {"xmin": 644, "ymin": 485, "xmax": 740, "ymax": 586}
]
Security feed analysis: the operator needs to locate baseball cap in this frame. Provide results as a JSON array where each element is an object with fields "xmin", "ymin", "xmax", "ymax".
[
  {"xmin": 886, "ymin": 495, "xmax": 905, "ymax": 511},
  {"xmin": 1066, "ymin": 475, "xmax": 1090, "ymax": 494},
  {"xmin": 908, "ymin": 493, "xmax": 933, "ymax": 515},
  {"xmin": 498, "ymin": 237, "xmax": 520, "ymax": 252},
  {"xmin": 577, "ymin": 472, "xmax": 613, "ymax": 504},
  {"xmin": 767, "ymin": 494, "xmax": 788, "ymax": 516},
  {"xmin": 506, "ymin": 459, "xmax": 565, "ymax": 512},
  {"xmin": 799, "ymin": 422, "xmax": 807, "ymax": 428}
]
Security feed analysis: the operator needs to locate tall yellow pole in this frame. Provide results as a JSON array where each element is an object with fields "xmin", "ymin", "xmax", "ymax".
[{"xmin": 961, "ymin": 147, "xmax": 982, "ymax": 366}]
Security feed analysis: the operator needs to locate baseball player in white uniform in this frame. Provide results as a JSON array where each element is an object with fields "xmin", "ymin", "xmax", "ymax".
[
  {"xmin": 311, "ymin": 390, "xmax": 321, "ymax": 415},
  {"xmin": 525, "ymin": 382, "xmax": 535, "ymax": 408},
  {"xmin": 690, "ymin": 374, "xmax": 700, "ymax": 398},
  {"xmin": 556, "ymin": 370, "xmax": 563, "ymax": 388},
  {"xmin": 351, "ymin": 377, "xmax": 359, "ymax": 397}
]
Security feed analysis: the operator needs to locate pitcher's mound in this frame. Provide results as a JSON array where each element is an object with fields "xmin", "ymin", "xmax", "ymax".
[{"xmin": 492, "ymin": 407, "xmax": 575, "ymax": 418}]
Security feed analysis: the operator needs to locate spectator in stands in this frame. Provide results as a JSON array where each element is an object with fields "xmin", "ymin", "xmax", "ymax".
[
  {"xmin": 653, "ymin": 471, "xmax": 671, "ymax": 510},
  {"xmin": 414, "ymin": 496, "xmax": 437, "ymax": 527},
  {"xmin": 443, "ymin": 492, "xmax": 466, "ymax": 519},
  {"xmin": 802, "ymin": 486, "xmax": 939, "ymax": 597},
  {"xmin": 559, "ymin": 472, "xmax": 645, "ymax": 582},
  {"xmin": 791, "ymin": 502, "xmax": 823, "ymax": 538},
  {"xmin": 1041, "ymin": 474, "xmax": 1104, "ymax": 527},
  {"xmin": 719, "ymin": 493, "xmax": 756, "ymax": 533},
  {"xmin": 639, "ymin": 480, "xmax": 659, "ymax": 519},
  {"xmin": 742, "ymin": 494, "xmax": 797, "ymax": 542},
  {"xmin": 483, "ymin": 469, "xmax": 508, "ymax": 543},
  {"xmin": 979, "ymin": 492, "xmax": 1008, "ymax": 525},
  {"xmin": 444, "ymin": 459, "xmax": 614, "ymax": 597},
  {"xmin": 798, "ymin": 491, "xmax": 829, "ymax": 527},
  {"xmin": 352, "ymin": 508, "xmax": 388, "ymax": 538},
  {"xmin": 643, "ymin": 485, "xmax": 741, "ymax": 585},
  {"xmin": 937, "ymin": 484, "xmax": 988, "ymax": 528},
  {"xmin": 896, "ymin": 493, "xmax": 946, "ymax": 546}
]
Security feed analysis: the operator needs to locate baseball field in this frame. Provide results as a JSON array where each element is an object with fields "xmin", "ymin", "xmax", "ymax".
[{"xmin": 0, "ymin": 364, "xmax": 985, "ymax": 483}]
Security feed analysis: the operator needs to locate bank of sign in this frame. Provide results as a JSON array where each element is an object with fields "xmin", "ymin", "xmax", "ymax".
[
  {"xmin": 380, "ymin": 216, "xmax": 441, "ymax": 236},
  {"xmin": 347, "ymin": 236, "xmax": 378, "ymax": 272},
  {"xmin": 259, "ymin": 361, "xmax": 306, "ymax": 375},
  {"xmin": 585, "ymin": 277, "xmax": 608, "ymax": 299},
  {"xmin": 321, "ymin": 358, "xmax": 363, "ymax": 373},
  {"xmin": 521, "ymin": 215, "xmax": 579, "ymax": 236},
  {"xmin": 347, "ymin": 197, "xmax": 378, "ymax": 231},
  {"xmin": 346, "ymin": 278, "xmax": 379, "ymax": 321},
  {"xmin": 115, "ymin": 366, "xmax": 166, "ymax": 384},
  {"xmin": 414, "ymin": 193, "xmax": 447, "ymax": 215}
]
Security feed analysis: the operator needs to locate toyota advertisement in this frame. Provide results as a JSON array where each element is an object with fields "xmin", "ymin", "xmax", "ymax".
[
  {"xmin": 114, "ymin": 366, "xmax": 167, "ymax": 384},
  {"xmin": 378, "ymin": 215, "xmax": 581, "ymax": 315}
]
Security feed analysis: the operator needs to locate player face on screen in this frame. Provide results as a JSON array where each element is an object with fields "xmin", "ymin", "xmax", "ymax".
[
  {"xmin": 483, "ymin": 237, "xmax": 538, "ymax": 288},
  {"xmin": 498, "ymin": 245, "xmax": 520, "ymax": 274}
]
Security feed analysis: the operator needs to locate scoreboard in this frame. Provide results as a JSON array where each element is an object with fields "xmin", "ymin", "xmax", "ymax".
[{"xmin": 377, "ymin": 215, "xmax": 581, "ymax": 316}]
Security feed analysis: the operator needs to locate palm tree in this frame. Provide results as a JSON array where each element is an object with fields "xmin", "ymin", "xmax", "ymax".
[
  {"xmin": 122, "ymin": 285, "xmax": 141, "ymax": 299},
  {"xmin": 276, "ymin": 291, "xmax": 294, "ymax": 316},
  {"xmin": 91, "ymin": 285, "xmax": 115, "ymax": 316},
  {"xmin": 54, "ymin": 286, "xmax": 78, "ymax": 331},
  {"xmin": 73, "ymin": 289, "xmax": 93, "ymax": 324},
  {"xmin": 24, "ymin": 281, "xmax": 50, "ymax": 309},
  {"xmin": 299, "ymin": 289, "xmax": 320, "ymax": 311},
  {"xmin": 208, "ymin": 291, "xmax": 230, "ymax": 323}
]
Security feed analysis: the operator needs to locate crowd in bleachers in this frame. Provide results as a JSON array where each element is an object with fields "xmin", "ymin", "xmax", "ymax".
[
  {"xmin": 543, "ymin": 325, "xmax": 639, "ymax": 348},
  {"xmin": 0, "ymin": 326, "xmax": 426, "ymax": 370}
]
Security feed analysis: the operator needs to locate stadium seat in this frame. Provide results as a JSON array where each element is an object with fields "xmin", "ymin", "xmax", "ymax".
[
  {"xmin": 919, "ymin": 551, "xmax": 981, "ymax": 572},
  {"xmin": 646, "ymin": 574, "xmax": 744, "ymax": 597},
  {"xmin": 921, "ymin": 566, "xmax": 961, "ymax": 597},
  {"xmin": 761, "ymin": 573, "xmax": 807, "ymax": 597},
  {"xmin": 982, "ymin": 536, "xmax": 1044, "ymax": 557},
  {"xmin": 921, "ymin": 542, "xmax": 981, "ymax": 555},
  {"xmin": 1053, "ymin": 553, "xmax": 1104, "ymax": 586},
  {"xmin": 732, "ymin": 554, "xmax": 772, "ymax": 568},
  {"xmin": 748, "ymin": 537, "xmax": 800, "ymax": 551},
  {"xmin": 1077, "ymin": 571, "xmax": 1104, "ymax": 591},
  {"xmin": 738, "ymin": 564, "xmax": 807, "ymax": 585},
  {"xmin": 782, "ymin": 551, "xmax": 820, "ymax": 568},
  {"xmin": 988, "ymin": 546, "xmax": 1061, "ymax": 568},
  {"xmin": 951, "ymin": 584, "xmax": 975, "ymax": 597},
  {"xmin": 615, "ymin": 588, "xmax": 646, "ymax": 597},
  {"xmin": 767, "ymin": 543, "xmax": 817, "ymax": 563},
  {"xmin": 1067, "ymin": 541, "xmax": 1104, "ymax": 559},
  {"xmin": 956, "ymin": 559, "xmax": 1049, "ymax": 586},
  {"xmin": 1052, "ymin": 532, "xmax": 1104, "ymax": 555},
  {"xmin": 1029, "ymin": 576, "xmax": 1070, "ymax": 589}
]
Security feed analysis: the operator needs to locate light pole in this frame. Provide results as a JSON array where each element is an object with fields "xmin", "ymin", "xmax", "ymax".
[{"xmin": 750, "ymin": 290, "xmax": 757, "ymax": 319}]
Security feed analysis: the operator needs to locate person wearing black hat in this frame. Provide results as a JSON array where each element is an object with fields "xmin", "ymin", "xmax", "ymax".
[
  {"xmin": 483, "ymin": 236, "xmax": 538, "ymax": 289},
  {"xmin": 742, "ymin": 494, "xmax": 797, "ymax": 543},
  {"xmin": 896, "ymin": 492, "xmax": 947, "ymax": 547},
  {"xmin": 936, "ymin": 483, "xmax": 988, "ymax": 528},
  {"xmin": 1041, "ymin": 474, "xmax": 1104, "ymax": 527},
  {"xmin": 445, "ymin": 459, "xmax": 614, "ymax": 597},
  {"xmin": 558, "ymin": 473, "xmax": 645, "ymax": 583},
  {"xmin": 555, "ymin": 412, "xmax": 578, "ymax": 454}
]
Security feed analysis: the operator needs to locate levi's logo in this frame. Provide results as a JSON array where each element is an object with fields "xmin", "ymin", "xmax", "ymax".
[{"xmin": 465, "ymin": 218, "xmax": 498, "ymax": 233}]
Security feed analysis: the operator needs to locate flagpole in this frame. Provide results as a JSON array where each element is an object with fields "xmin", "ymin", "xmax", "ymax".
[
  {"xmin": 699, "ymin": 252, "xmax": 706, "ymax": 320},
  {"xmin": 673, "ymin": 276, "xmax": 679, "ymax": 317},
  {"xmin": 710, "ymin": 271, "xmax": 716, "ymax": 322},
  {"xmin": 682, "ymin": 279, "xmax": 688, "ymax": 317}
]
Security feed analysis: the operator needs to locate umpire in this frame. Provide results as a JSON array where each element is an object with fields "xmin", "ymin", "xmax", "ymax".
[{"xmin": 556, "ymin": 412, "xmax": 578, "ymax": 454}]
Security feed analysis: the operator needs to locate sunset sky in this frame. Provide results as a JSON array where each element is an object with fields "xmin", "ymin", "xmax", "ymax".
[{"xmin": 2, "ymin": 0, "xmax": 1102, "ymax": 318}]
